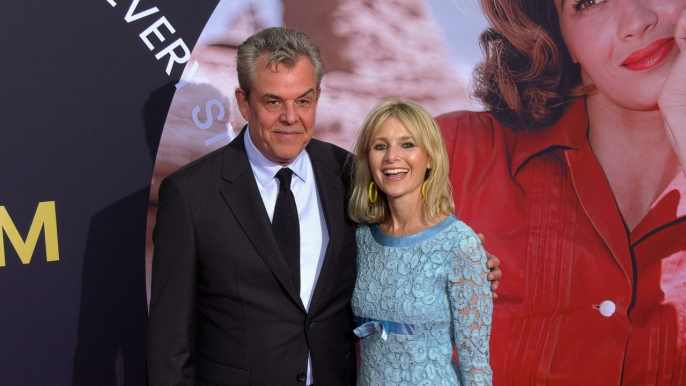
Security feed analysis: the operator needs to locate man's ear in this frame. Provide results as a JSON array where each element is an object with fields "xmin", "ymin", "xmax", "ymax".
[{"xmin": 235, "ymin": 88, "xmax": 250, "ymax": 121}]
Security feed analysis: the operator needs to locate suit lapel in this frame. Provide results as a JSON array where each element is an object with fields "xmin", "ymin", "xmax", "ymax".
[
  {"xmin": 219, "ymin": 128, "xmax": 306, "ymax": 312},
  {"xmin": 306, "ymin": 141, "xmax": 347, "ymax": 314}
]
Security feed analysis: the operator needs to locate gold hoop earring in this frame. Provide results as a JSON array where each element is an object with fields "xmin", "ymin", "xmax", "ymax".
[
  {"xmin": 421, "ymin": 181, "xmax": 428, "ymax": 197},
  {"xmin": 369, "ymin": 181, "xmax": 378, "ymax": 203}
]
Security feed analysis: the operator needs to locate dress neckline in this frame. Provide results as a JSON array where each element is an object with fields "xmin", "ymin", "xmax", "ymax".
[{"xmin": 369, "ymin": 215, "xmax": 458, "ymax": 247}]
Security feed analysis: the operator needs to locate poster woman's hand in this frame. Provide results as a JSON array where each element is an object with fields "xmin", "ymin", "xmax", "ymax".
[{"xmin": 660, "ymin": 9, "xmax": 686, "ymax": 171}]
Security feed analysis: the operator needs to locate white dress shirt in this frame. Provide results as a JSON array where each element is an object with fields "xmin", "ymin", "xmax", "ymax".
[{"xmin": 244, "ymin": 128, "xmax": 329, "ymax": 385}]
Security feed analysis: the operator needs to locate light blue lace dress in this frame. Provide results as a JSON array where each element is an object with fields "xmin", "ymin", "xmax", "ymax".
[{"xmin": 352, "ymin": 215, "xmax": 493, "ymax": 386}]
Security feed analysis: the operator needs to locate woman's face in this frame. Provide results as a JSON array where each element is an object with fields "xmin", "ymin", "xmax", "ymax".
[
  {"xmin": 556, "ymin": 0, "xmax": 686, "ymax": 110},
  {"xmin": 367, "ymin": 117, "xmax": 430, "ymax": 203}
]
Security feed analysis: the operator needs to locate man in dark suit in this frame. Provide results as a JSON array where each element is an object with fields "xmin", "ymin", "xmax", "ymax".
[
  {"xmin": 147, "ymin": 27, "xmax": 501, "ymax": 386},
  {"xmin": 147, "ymin": 27, "xmax": 358, "ymax": 386}
]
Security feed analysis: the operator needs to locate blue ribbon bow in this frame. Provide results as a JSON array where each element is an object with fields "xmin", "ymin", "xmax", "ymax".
[{"xmin": 353, "ymin": 316, "xmax": 417, "ymax": 341}]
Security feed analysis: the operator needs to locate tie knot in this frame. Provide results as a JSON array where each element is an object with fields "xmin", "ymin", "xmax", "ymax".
[{"xmin": 275, "ymin": 168, "xmax": 293, "ymax": 192}]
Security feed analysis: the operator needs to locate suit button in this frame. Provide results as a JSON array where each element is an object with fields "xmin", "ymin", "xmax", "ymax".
[
  {"xmin": 296, "ymin": 372, "xmax": 306, "ymax": 382},
  {"xmin": 306, "ymin": 321, "xmax": 314, "ymax": 329}
]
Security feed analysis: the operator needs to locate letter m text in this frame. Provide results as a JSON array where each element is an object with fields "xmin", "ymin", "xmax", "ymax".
[{"xmin": 0, "ymin": 201, "xmax": 59, "ymax": 267}]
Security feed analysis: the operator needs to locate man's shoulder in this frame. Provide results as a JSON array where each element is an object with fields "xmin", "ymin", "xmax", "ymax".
[{"xmin": 167, "ymin": 143, "xmax": 236, "ymax": 184}]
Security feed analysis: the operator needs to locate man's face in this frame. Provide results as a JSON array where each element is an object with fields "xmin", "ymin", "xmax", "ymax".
[{"xmin": 236, "ymin": 55, "xmax": 320, "ymax": 165}]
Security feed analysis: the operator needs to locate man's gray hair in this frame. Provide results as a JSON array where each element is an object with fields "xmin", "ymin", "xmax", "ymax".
[{"xmin": 236, "ymin": 27, "xmax": 325, "ymax": 97}]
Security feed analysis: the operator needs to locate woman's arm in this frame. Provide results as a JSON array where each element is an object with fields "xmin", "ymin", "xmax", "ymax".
[{"xmin": 448, "ymin": 225, "xmax": 493, "ymax": 386}]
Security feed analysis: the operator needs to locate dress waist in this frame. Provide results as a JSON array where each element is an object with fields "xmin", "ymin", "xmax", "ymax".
[{"xmin": 353, "ymin": 316, "xmax": 417, "ymax": 340}]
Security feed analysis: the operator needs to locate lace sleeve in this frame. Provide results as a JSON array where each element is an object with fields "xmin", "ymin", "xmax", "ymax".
[{"xmin": 448, "ymin": 225, "xmax": 493, "ymax": 386}]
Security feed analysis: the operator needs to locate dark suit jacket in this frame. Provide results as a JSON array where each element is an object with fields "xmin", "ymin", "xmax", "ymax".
[{"xmin": 147, "ymin": 128, "xmax": 358, "ymax": 386}]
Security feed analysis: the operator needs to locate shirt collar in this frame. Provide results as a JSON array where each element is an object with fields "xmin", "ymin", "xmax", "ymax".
[
  {"xmin": 511, "ymin": 98, "xmax": 589, "ymax": 176},
  {"xmin": 244, "ymin": 126, "xmax": 309, "ymax": 187}
]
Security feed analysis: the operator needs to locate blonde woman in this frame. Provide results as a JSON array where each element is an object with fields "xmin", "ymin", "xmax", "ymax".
[{"xmin": 349, "ymin": 98, "xmax": 493, "ymax": 386}]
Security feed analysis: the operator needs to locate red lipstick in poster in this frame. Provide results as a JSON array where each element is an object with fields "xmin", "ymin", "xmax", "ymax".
[{"xmin": 621, "ymin": 37, "xmax": 675, "ymax": 71}]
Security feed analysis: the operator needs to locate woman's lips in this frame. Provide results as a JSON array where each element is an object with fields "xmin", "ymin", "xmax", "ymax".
[{"xmin": 621, "ymin": 38, "xmax": 675, "ymax": 71}]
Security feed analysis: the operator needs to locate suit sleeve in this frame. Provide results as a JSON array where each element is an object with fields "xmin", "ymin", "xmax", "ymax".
[{"xmin": 147, "ymin": 175, "xmax": 198, "ymax": 386}]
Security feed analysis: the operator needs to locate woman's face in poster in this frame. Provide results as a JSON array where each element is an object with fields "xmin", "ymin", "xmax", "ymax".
[{"xmin": 555, "ymin": 0, "xmax": 686, "ymax": 110}]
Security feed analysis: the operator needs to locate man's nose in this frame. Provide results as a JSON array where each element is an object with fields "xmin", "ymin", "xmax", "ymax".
[{"xmin": 280, "ymin": 103, "xmax": 298, "ymax": 125}]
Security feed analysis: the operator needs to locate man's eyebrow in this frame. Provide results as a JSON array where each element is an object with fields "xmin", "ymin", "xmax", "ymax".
[
  {"xmin": 262, "ymin": 93, "xmax": 282, "ymax": 100},
  {"xmin": 297, "ymin": 89, "xmax": 315, "ymax": 99},
  {"xmin": 262, "ymin": 89, "xmax": 315, "ymax": 100}
]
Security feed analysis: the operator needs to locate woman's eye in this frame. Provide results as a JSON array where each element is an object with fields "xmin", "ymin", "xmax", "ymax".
[
  {"xmin": 401, "ymin": 142, "xmax": 415, "ymax": 148},
  {"xmin": 373, "ymin": 144, "xmax": 387, "ymax": 151},
  {"xmin": 574, "ymin": 0, "xmax": 605, "ymax": 11}
]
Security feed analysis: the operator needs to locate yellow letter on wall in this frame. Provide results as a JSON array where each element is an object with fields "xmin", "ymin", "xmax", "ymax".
[{"xmin": 0, "ymin": 201, "xmax": 59, "ymax": 267}]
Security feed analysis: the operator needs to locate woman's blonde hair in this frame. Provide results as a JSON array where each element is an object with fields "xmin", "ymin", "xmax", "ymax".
[{"xmin": 348, "ymin": 98, "xmax": 455, "ymax": 224}]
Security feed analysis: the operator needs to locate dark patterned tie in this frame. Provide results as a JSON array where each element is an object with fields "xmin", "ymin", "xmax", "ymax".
[{"xmin": 272, "ymin": 168, "xmax": 300, "ymax": 292}]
